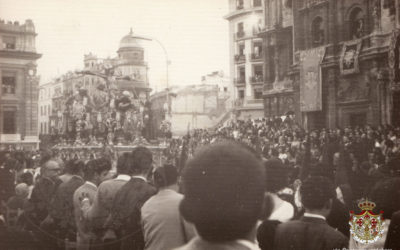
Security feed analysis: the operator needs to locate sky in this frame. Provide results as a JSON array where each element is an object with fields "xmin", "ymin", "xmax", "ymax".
[{"xmin": 0, "ymin": 0, "xmax": 230, "ymax": 92}]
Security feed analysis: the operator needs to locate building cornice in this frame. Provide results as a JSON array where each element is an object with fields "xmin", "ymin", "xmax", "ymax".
[
  {"xmin": 0, "ymin": 50, "xmax": 41, "ymax": 60},
  {"xmin": 224, "ymin": 7, "xmax": 263, "ymax": 21},
  {"xmin": 0, "ymin": 28, "xmax": 37, "ymax": 36}
]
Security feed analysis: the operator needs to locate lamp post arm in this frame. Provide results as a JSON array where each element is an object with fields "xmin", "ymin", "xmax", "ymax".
[{"xmin": 135, "ymin": 34, "xmax": 171, "ymax": 115}]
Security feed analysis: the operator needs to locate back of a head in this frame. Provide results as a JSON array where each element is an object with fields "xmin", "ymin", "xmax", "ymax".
[
  {"xmin": 309, "ymin": 162, "xmax": 334, "ymax": 181},
  {"xmin": 300, "ymin": 176, "xmax": 335, "ymax": 210},
  {"xmin": 270, "ymin": 148, "xmax": 279, "ymax": 157},
  {"xmin": 131, "ymin": 146, "xmax": 153, "ymax": 175},
  {"xmin": 116, "ymin": 152, "xmax": 133, "ymax": 175},
  {"xmin": 180, "ymin": 142, "xmax": 265, "ymax": 242},
  {"xmin": 370, "ymin": 177, "xmax": 400, "ymax": 219},
  {"xmin": 39, "ymin": 150, "xmax": 53, "ymax": 166},
  {"xmin": 20, "ymin": 172, "xmax": 33, "ymax": 186},
  {"xmin": 265, "ymin": 160, "xmax": 288, "ymax": 193},
  {"xmin": 15, "ymin": 183, "xmax": 29, "ymax": 198},
  {"xmin": 66, "ymin": 159, "xmax": 85, "ymax": 176},
  {"xmin": 153, "ymin": 164, "xmax": 178, "ymax": 189},
  {"xmin": 84, "ymin": 158, "xmax": 112, "ymax": 181}
]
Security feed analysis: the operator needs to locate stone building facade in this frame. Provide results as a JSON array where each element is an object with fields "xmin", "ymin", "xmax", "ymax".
[
  {"xmin": 150, "ymin": 85, "xmax": 220, "ymax": 136},
  {"xmin": 0, "ymin": 19, "xmax": 41, "ymax": 149},
  {"xmin": 225, "ymin": 0, "xmax": 265, "ymax": 119},
  {"xmin": 260, "ymin": 0, "xmax": 400, "ymax": 129}
]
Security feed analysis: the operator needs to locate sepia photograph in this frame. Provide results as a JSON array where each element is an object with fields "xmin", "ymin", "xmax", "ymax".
[{"xmin": 1, "ymin": 0, "xmax": 400, "ymax": 249}]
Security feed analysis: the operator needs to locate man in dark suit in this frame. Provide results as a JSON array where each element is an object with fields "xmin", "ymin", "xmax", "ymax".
[
  {"xmin": 80, "ymin": 153, "xmax": 132, "ymax": 245},
  {"xmin": 24, "ymin": 159, "xmax": 62, "ymax": 248},
  {"xmin": 385, "ymin": 210, "xmax": 400, "ymax": 249},
  {"xmin": 48, "ymin": 159, "xmax": 85, "ymax": 243},
  {"xmin": 106, "ymin": 147, "xmax": 156, "ymax": 250},
  {"xmin": 273, "ymin": 176, "xmax": 348, "ymax": 250},
  {"xmin": 176, "ymin": 142, "xmax": 265, "ymax": 250}
]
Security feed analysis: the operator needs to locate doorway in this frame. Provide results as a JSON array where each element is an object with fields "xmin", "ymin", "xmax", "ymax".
[{"xmin": 349, "ymin": 113, "xmax": 367, "ymax": 127}]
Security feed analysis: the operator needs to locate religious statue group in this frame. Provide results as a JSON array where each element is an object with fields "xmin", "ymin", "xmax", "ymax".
[{"xmin": 60, "ymin": 83, "xmax": 151, "ymax": 146}]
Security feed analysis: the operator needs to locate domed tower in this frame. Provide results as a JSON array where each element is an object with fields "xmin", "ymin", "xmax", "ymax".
[
  {"xmin": 115, "ymin": 29, "xmax": 151, "ymax": 100},
  {"xmin": 118, "ymin": 28, "xmax": 145, "ymax": 62},
  {"xmin": 83, "ymin": 52, "xmax": 98, "ymax": 70}
]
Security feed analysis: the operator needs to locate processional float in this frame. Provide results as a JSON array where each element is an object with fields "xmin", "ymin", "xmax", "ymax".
[{"xmin": 52, "ymin": 64, "xmax": 168, "ymax": 166}]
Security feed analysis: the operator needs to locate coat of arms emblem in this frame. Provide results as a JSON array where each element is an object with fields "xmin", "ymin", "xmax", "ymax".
[{"xmin": 349, "ymin": 199, "xmax": 384, "ymax": 244}]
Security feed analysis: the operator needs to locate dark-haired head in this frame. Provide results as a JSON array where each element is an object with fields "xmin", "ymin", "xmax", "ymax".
[
  {"xmin": 116, "ymin": 152, "xmax": 133, "ymax": 175},
  {"xmin": 39, "ymin": 150, "xmax": 53, "ymax": 166},
  {"xmin": 264, "ymin": 160, "xmax": 288, "ymax": 193},
  {"xmin": 180, "ymin": 142, "xmax": 265, "ymax": 242},
  {"xmin": 84, "ymin": 158, "xmax": 112, "ymax": 185},
  {"xmin": 131, "ymin": 147, "xmax": 153, "ymax": 175},
  {"xmin": 270, "ymin": 148, "xmax": 279, "ymax": 158},
  {"xmin": 65, "ymin": 159, "xmax": 85, "ymax": 177},
  {"xmin": 369, "ymin": 177, "xmax": 400, "ymax": 219},
  {"xmin": 309, "ymin": 162, "xmax": 334, "ymax": 181},
  {"xmin": 300, "ymin": 176, "xmax": 335, "ymax": 217},
  {"xmin": 19, "ymin": 172, "xmax": 33, "ymax": 186},
  {"xmin": 152, "ymin": 164, "xmax": 178, "ymax": 189}
]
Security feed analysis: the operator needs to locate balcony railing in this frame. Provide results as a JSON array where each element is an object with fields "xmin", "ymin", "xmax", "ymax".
[
  {"xmin": 250, "ymin": 52, "xmax": 263, "ymax": 61},
  {"xmin": 246, "ymin": 99, "xmax": 263, "ymax": 104},
  {"xmin": 253, "ymin": 27, "xmax": 263, "ymax": 36},
  {"xmin": 235, "ymin": 99, "xmax": 244, "ymax": 107},
  {"xmin": 250, "ymin": 75, "xmax": 264, "ymax": 84},
  {"xmin": 236, "ymin": 31, "xmax": 245, "ymax": 39},
  {"xmin": 234, "ymin": 78, "xmax": 246, "ymax": 85},
  {"xmin": 234, "ymin": 54, "xmax": 246, "ymax": 63}
]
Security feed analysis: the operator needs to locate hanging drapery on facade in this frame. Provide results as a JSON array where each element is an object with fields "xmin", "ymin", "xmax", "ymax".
[{"xmin": 299, "ymin": 46, "xmax": 325, "ymax": 112}]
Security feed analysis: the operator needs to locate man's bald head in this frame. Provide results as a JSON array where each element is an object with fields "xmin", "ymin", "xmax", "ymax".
[{"xmin": 42, "ymin": 160, "xmax": 61, "ymax": 179}]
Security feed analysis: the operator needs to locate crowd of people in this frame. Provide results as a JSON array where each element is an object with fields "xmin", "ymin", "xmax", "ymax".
[{"xmin": 1, "ymin": 116, "xmax": 400, "ymax": 250}]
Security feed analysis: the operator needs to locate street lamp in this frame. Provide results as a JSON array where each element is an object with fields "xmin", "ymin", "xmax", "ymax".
[
  {"xmin": 129, "ymin": 32, "xmax": 171, "ymax": 116},
  {"xmin": 27, "ymin": 63, "xmax": 36, "ymax": 132}
]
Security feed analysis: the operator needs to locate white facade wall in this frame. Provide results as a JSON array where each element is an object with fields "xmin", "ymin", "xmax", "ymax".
[
  {"xmin": 38, "ymin": 83, "xmax": 53, "ymax": 134},
  {"xmin": 226, "ymin": 0, "xmax": 264, "ymax": 119}
]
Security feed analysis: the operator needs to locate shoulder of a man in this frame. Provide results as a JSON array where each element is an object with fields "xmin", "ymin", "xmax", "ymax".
[
  {"xmin": 97, "ymin": 178, "xmax": 120, "ymax": 195},
  {"xmin": 277, "ymin": 219, "xmax": 347, "ymax": 242},
  {"xmin": 174, "ymin": 237, "xmax": 253, "ymax": 250},
  {"xmin": 73, "ymin": 183, "xmax": 96, "ymax": 201}
]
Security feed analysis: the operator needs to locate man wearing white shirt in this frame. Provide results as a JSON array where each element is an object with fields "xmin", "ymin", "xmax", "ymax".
[
  {"xmin": 80, "ymin": 153, "xmax": 132, "ymax": 242},
  {"xmin": 73, "ymin": 158, "xmax": 111, "ymax": 250},
  {"xmin": 141, "ymin": 165, "xmax": 196, "ymax": 250},
  {"xmin": 273, "ymin": 176, "xmax": 348, "ymax": 250}
]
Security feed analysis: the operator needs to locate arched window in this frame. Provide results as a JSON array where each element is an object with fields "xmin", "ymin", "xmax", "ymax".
[
  {"xmin": 312, "ymin": 17, "xmax": 324, "ymax": 47},
  {"xmin": 349, "ymin": 8, "xmax": 364, "ymax": 39}
]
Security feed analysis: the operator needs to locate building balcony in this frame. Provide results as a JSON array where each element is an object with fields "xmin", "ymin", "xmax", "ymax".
[
  {"xmin": 246, "ymin": 99, "xmax": 263, "ymax": 105},
  {"xmin": 235, "ymin": 98, "xmax": 244, "ymax": 107},
  {"xmin": 234, "ymin": 78, "xmax": 246, "ymax": 86},
  {"xmin": 234, "ymin": 54, "xmax": 246, "ymax": 63},
  {"xmin": 250, "ymin": 75, "xmax": 264, "ymax": 84},
  {"xmin": 235, "ymin": 31, "xmax": 246, "ymax": 40},
  {"xmin": 250, "ymin": 53, "xmax": 263, "ymax": 61},
  {"xmin": 253, "ymin": 27, "xmax": 263, "ymax": 36},
  {"xmin": 236, "ymin": 4, "xmax": 244, "ymax": 10}
]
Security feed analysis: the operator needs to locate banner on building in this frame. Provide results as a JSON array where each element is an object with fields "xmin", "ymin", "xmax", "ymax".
[
  {"xmin": 340, "ymin": 39, "xmax": 362, "ymax": 75},
  {"xmin": 299, "ymin": 46, "xmax": 326, "ymax": 112}
]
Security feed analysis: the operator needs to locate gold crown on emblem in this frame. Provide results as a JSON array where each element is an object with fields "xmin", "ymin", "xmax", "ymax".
[{"xmin": 358, "ymin": 199, "xmax": 376, "ymax": 211}]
